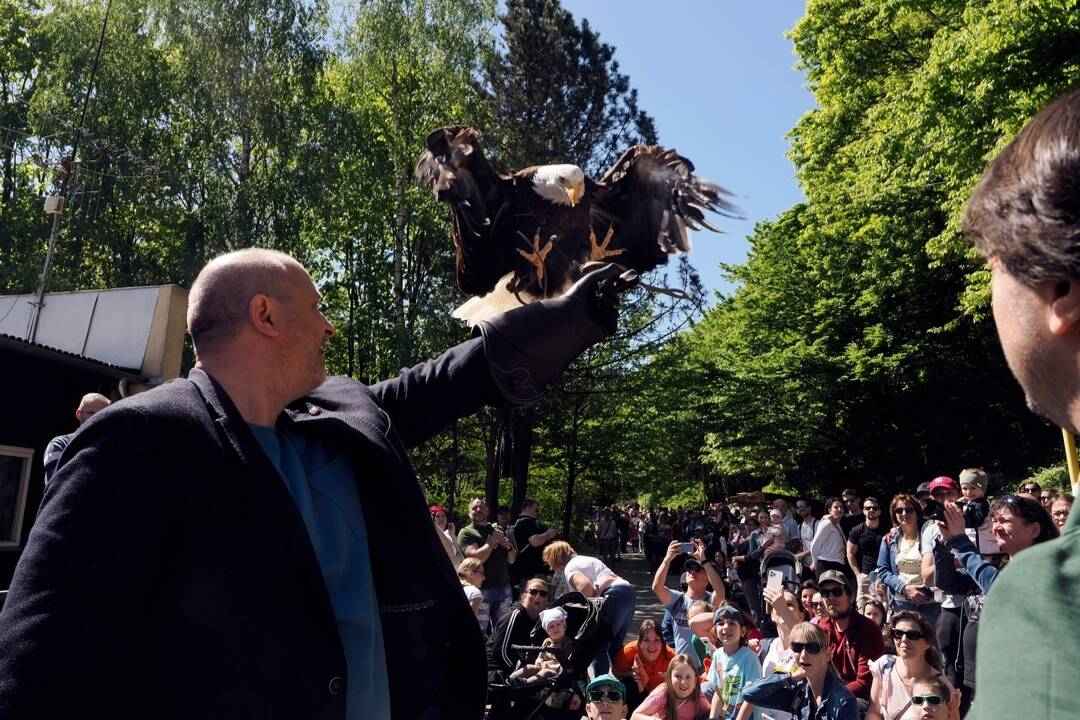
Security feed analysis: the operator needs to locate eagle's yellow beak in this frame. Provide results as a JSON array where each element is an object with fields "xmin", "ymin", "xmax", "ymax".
[{"xmin": 564, "ymin": 182, "xmax": 583, "ymax": 208}]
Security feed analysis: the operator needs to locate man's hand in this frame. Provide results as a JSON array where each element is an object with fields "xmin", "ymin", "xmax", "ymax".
[
  {"xmin": 763, "ymin": 585, "xmax": 796, "ymax": 627},
  {"xmin": 489, "ymin": 529, "xmax": 506, "ymax": 547},
  {"xmin": 690, "ymin": 540, "xmax": 707, "ymax": 562},
  {"xmin": 544, "ymin": 527, "xmax": 558, "ymax": 541},
  {"xmin": 665, "ymin": 540, "xmax": 683, "ymax": 562},
  {"xmin": 938, "ymin": 502, "xmax": 966, "ymax": 540}
]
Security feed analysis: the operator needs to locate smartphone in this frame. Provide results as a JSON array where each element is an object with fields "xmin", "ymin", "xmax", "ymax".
[
  {"xmin": 923, "ymin": 499, "xmax": 945, "ymax": 521},
  {"xmin": 681, "ymin": 542, "xmax": 695, "ymax": 554},
  {"xmin": 766, "ymin": 568, "xmax": 784, "ymax": 592}
]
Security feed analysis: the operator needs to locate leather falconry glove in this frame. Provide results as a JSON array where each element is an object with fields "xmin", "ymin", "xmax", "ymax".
[{"xmin": 477, "ymin": 263, "xmax": 639, "ymax": 405}]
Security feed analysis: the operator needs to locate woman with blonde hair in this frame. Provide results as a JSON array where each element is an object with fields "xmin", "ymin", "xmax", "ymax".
[
  {"xmin": 456, "ymin": 557, "xmax": 489, "ymax": 633},
  {"xmin": 739, "ymin": 622, "xmax": 857, "ymax": 720},
  {"xmin": 543, "ymin": 540, "xmax": 635, "ymax": 674},
  {"xmin": 630, "ymin": 653, "xmax": 710, "ymax": 720}
]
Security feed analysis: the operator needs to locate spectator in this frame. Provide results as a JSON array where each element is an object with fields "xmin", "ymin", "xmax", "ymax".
[
  {"xmin": 707, "ymin": 605, "xmax": 762, "ymax": 720},
  {"xmin": 761, "ymin": 509, "xmax": 790, "ymax": 559},
  {"xmin": 512, "ymin": 498, "xmax": 558, "ymax": 591},
  {"xmin": 862, "ymin": 600, "xmax": 886, "ymax": 629},
  {"xmin": 799, "ymin": 580, "xmax": 819, "ymax": 622},
  {"xmin": 630, "ymin": 653, "xmax": 710, "ymax": 720},
  {"xmin": 815, "ymin": 570, "xmax": 885, "ymax": 703},
  {"xmin": 431, "ymin": 505, "xmax": 463, "ymax": 567},
  {"xmin": 1051, "ymin": 493, "xmax": 1073, "ymax": 529},
  {"xmin": 1038, "ymin": 488, "xmax": 1056, "ymax": 510},
  {"xmin": 866, "ymin": 610, "xmax": 951, "ymax": 720},
  {"xmin": 457, "ymin": 557, "xmax": 489, "ymax": 634},
  {"xmin": 909, "ymin": 676, "xmax": 960, "ymax": 720},
  {"xmin": 810, "ymin": 498, "xmax": 850, "ymax": 582},
  {"xmin": 794, "ymin": 500, "xmax": 818, "ymax": 577},
  {"xmin": 877, "ymin": 494, "xmax": 936, "ymax": 621},
  {"xmin": 914, "ymin": 482, "xmax": 932, "ymax": 510},
  {"xmin": 840, "ymin": 489, "xmax": 864, "ymax": 537},
  {"xmin": 613, "ymin": 619, "xmax": 677, "ymax": 708},
  {"xmin": 652, "ymin": 539, "xmax": 730, "ymax": 669},
  {"xmin": 598, "ymin": 510, "xmax": 619, "ymax": 563},
  {"xmin": 739, "ymin": 586, "xmax": 808, "ymax": 720},
  {"xmin": 957, "ymin": 469, "xmax": 998, "ymax": 554},
  {"xmin": 42, "ymin": 392, "xmax": 110, "ymax": 485},
  {"xmin": 487, "ymin": 577, "xmax": 551, "ymax": 683},
  {"xmin": 731, "ymin": 531, "xmax": 762, "ymax": 626},
  {"xmin": 810, "ymin": 593, "xmax": 827, "ymax": 625},
  {"xmin": 916, "ymin": 477, "xmax": 966, "ymax": 628},
  {"xmin": 846, "ymin": 496, "xmax": 886, "ymax": 611},
  {"xmin": 935, "ymin": 494, "xmax": 1057, "ymax": 710},
  {"xmin": 772, "ymin": 498, "xmax": 801, "ymax": 548},
  {"xmin": 1017, "ymin": 481, "xmax": 1040, "ymax": 496},
  {"xmin": 740, "ymin": 622, "xmax": 858, "ymax": 720},
  {"xmin": 543, "ymin": 540, "xmax": 635, "ymax": 675},
  {"xmin": 459, "ymin": 497, "xmax": 517, "ymax": 631},
  {"xmin": 509, "ymin": 607, "xmax": 575, "ymax": 709},
  {"xmin": 584, "ymin": 674, "xmax": 630, "ymax": 720}
]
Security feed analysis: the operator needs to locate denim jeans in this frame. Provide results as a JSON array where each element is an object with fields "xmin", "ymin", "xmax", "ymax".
[
  {"xmin": 593, "ymin": 583, "xmax": 636, "ymax": 675},
  {"xmin": 482, "ymin": 585, "xmax": 512, "ymax": 634}
]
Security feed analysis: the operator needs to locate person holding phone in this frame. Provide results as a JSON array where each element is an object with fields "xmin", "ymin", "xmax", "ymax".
[{"xmin": 652, "ymin": 540, "xmax": 728, "ymax": 671}]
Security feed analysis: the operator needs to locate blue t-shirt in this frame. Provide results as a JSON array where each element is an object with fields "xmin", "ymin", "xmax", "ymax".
[
  {"xmin": 665, "ymin": 590, "xmax": 701, "ymax": 670},
  {"xmin": 707, "ymin": 644, "xmax": 762, "ymax": 720},
  {"xmin": 249, "ymin": 423, "xmax": 389, "ymax": 720}
]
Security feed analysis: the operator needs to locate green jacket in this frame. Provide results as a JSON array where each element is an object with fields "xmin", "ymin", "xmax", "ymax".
[{"xmin": 972, "ymin": 506, "xmax": 1080, "ymax": 719}]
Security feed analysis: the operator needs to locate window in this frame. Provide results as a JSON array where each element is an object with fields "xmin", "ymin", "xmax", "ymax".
[{"xmin": 0, "ymin": 445, "xmax": 33, "ymax": 548}]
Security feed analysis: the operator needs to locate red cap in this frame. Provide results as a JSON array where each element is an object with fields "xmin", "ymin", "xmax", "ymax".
[{"xmin": 928, "ymin": 476, "xmax": 958, "ymax": 493}]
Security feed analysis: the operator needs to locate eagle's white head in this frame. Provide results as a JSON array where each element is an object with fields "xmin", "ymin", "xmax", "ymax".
[{"xmin": 531, "ymin": 164, "xmax": 585, "ymax": 207}]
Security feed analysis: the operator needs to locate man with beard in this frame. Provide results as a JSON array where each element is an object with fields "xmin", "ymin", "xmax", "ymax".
[
  {"xmin": 845, "ymin": 496, "xmax": 885, "ymax": 611},
  {"xmin": 814, "ymin": 570, "xmax": 884, "ymax": 705},
  {"xmin": 0, "ymin": 248, "xmax": 634, "ymax": 720},
  {"xmin": 962, "ymin": 87, "xmax": 1080, "ymax": 719}
]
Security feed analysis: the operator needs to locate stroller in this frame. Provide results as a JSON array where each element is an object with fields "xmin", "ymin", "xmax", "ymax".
[{"xmin": 486, "ymin": 592, "xmax": 611, "ymax": 720}]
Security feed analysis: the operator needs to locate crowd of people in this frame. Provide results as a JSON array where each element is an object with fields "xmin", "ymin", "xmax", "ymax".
[{"xmin": 446, "ymin": 472, "xmax": 1067, "ymax": 719}]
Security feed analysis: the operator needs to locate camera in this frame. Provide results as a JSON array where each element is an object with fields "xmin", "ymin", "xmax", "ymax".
[
  {"xmin": 923, "ymin": 499, "xmax": 945, "ymax": 521},
  {"xmin": 959, "ymin": 497, "xmax": 990, "ymax": 528}
]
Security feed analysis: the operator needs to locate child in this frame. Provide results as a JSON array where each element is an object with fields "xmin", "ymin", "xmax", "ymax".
[
  {"xmin": 706, "ymin": 606, "xmax": 761, "ymax": 720},
  {"xmin": 630, "ymin": 653, "xmax": 710, "ymax": 720},
  {"xmin": 910, "ymin": 676, "xmax": 960, "ymax": 720},
  {"xmin": 508, "ymin": 607, "xmax": 576, "ymax": 708},
  {"xmin": 686, "ymin": 600, "xmax": 716, "ymax": 672}
]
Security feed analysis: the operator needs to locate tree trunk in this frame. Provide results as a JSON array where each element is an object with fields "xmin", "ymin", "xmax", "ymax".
[
  {"xmin": 448, "ymin": 420, "xmax": 460, "ymax": 513},
  {"xmin": 562, "ymin": 398, "xmax": 581, "ymax": 538},
  {"xmin": 510, "ymin": 406, "xmax": 533, "ymax": 515},
  {"xmin": 485, "ymin": 412, "xmax": 502, "ymax": 519}
]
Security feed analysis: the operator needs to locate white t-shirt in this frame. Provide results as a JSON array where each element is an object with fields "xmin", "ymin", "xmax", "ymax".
[
  {"xmin": 810, "ymin": 519, "xmax": 846, "ymax": 564},
  {"xmin": 463, "ymin": 583, "xmax": 489, "ymax": 631},
  {"xmin": 564, "ymin": 554, "xmax": 630, "ymax": 590}
]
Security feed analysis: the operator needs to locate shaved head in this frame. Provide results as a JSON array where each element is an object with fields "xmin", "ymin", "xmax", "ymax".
[
  {"xmin": 76, "ymin": 393, "xmax": 110, "ymax": 423},
  {"xmin": 187, "ymin": 248, "xmax": 301, "ymax": 355}
]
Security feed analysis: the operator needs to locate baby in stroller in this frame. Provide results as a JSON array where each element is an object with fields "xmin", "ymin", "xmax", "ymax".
[{"xmin": 510, "ymin": 608, "xmax": 573, "ymax": 691}]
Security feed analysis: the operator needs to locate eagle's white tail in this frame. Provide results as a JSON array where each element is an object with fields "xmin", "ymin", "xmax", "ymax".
[{"xmin": 452, "ymin": 272, "xmax": 533, "ymax": 326}]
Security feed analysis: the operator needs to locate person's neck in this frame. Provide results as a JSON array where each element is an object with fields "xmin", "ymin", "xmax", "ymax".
[
  {"xmin": 806, "ymin": 667, "xmax": 827, "ymax": 700},
  {"xmin": 833, "ymin": 609, "xmax": 852, "ymax": 631},
  {"xmin": 197, "ymin": 358, "xmax": 288, "ymax": 427},
  {"xmin": 474, "ymin": 519, "xmax": 490, "ymax": 527},
  {"xmin": 902, "ymin": 523, "xmax": 919, "ymax": 539},
  {"xmin": 898, "ymin": 654, "xmax": 926, "ymax": 680},
  {"xmin": 688, "ymin": 583, "xmax": 708, "ymax": 600},
  {"xmin": 721, "ymin": 638, "xmax": 741, "ymax": 655},
  {"xmin": 866, "ymin": 516, "xmax": 880, "ymax": 528}
]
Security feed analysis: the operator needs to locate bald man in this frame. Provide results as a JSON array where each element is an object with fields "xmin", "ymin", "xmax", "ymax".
[
  {"xmin": 0, "ymin": 248, "xmax": 633, "ymax": 720},
  {"xmin": 42, "ymin": 392, "xmax": 110, "ymax": 485}
]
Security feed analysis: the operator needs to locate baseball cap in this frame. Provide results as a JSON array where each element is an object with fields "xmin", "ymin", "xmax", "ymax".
[
  {"xmin": 586, "ymin": 674, "xmax": 626, "ymax": 699},
  {"xmin": 713, "ymin": 605, "xmax": 745, "ymax": 624},
  {"xmin": 958, "ymin": 468, "xmax": 987, "ymax": 489},
  {"xmin": 817, "ymin": 570, "xmax": 851, "ymax": 593},
  {"xmin": 684, "ymin": 559, "xmax": 704, "ymax": 571},
  {"xmin": 928, "ymin": 476, "xmax": 959, "ymax": 494},
  {"xmin": 915, "ymin": 482, "xmax": 931, "ymax": 496}
]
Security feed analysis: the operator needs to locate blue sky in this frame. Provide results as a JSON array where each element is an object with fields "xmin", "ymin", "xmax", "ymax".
[{"xmin": 559, "ymin": 1, "xmax": 816, "ymax": 298}]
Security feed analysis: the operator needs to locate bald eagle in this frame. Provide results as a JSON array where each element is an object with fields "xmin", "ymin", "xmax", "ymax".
[{"xmin": 415, "ymin": 126, "xmax": 738, "ymax": 325}]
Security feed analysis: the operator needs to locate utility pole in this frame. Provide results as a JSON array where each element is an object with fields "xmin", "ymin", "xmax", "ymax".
[{"xmin": 27, "ymin": 0, "xmax": 113, "ymax": 342}]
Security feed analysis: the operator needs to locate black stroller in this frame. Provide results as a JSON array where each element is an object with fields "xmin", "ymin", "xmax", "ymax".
[
  {"xmin": 486, "ymin": 592, "xmax": 611, "ymax": 720},
  {"xmin": 757, "ymin": 550, "xmax": 800, "ymax": 629}
]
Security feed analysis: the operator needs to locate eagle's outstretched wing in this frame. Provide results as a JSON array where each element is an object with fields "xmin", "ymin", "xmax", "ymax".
[
  {"xmin": 588, "ymin": 146, "xmax": 740, "ymax": 274},
  {"xmin": 415, "ymin": 126, "xmax": 512, "ymax": 295}
]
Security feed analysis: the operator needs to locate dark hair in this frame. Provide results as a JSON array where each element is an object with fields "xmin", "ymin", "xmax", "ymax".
[
  {"xmin": 889, "ymin": 493, "xmax": 925, "ymax": 530},
  {"xmin": 637, "ymin": 618, "xmax": 662, "ymax": 645},
  {"xmin": 891, "ymin": 610, "xmax": 944, "ymax": 672},
  {"xmin": 863, "ymin": 599, "xmax": 887, "ymax": 627},
  {"xmin": 521, "ymin": 498, "xmax": 539, "ymax": 511},
  {"xmin": 964, "ymin": 87, "xmax": 1080, "ymax": 285},
  {"xmin": 825, "ymin": 496, "xmax": 844, "ymax": 511},
  {"xmin": 863, "ymin": 496, "xmax": 880, "ymax": 507},
  {"xmin": 990, "ymin": 495, "xmax": 1059, "ymax": 546}
]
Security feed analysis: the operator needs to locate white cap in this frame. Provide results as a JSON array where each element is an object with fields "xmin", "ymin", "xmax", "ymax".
[{"xmin": 540, "ymin": 607, "xmax": 567, "ymax": 631}]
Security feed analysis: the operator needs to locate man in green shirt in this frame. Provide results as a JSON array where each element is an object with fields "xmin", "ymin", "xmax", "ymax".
[
  {"xmin": 459, "ymin": 497, "xmax": 517, "ymax": 630},
  {"xmin": 963, "ymin": 87, "xmax": 1080, "ymax": 719}
]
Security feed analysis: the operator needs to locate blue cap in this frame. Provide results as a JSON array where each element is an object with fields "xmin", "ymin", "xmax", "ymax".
[
  {"xmin": 585, "ymin": 673, "xmax": 626, "ymax": 699},
  {"xmin": 712, "ymin": 605, "xmax": 745, "ymax": 624}
]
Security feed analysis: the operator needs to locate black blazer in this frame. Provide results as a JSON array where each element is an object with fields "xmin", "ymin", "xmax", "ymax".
[{"xmin": 0, "ymin": 337, "xmax": 496, "ymax": 719}]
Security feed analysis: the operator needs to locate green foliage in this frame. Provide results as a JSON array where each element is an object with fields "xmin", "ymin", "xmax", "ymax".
[{"xmin": 1026, "ymin": 464, "xmax": 1072, "ymax": 495}]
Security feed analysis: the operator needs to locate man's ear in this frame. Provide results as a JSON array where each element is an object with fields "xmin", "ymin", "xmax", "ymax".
[
  {"xmin": 249, "ymin": 294, "xmax": 282, "ymax": 338},
  {"xmin": 1047, "ymin": 279, "xmax": 1080, "ymax": 336}
]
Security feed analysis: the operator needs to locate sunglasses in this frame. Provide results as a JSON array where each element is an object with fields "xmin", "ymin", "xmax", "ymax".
[
  {"xmin": 790, "ymin": 641, "xmax": 823, "ymax": 654},
  {"xmin": 526, "ymin": 588, "xmax": 549, "ymax": 598},
  {"xmin": 911, "ymin": 695, "xmax": 944, "ymax": 706},
  {"xmin": 819, "ymin": 586, "xmax": 846, "ymax": 598},
  {"xmin": 863, "ymin": 505, "xmax": 880, "ymax": 511},
  {"xmin": 587, "ymin": 689, "xmax": 624, "ymax": 703},
  {"xmin": 1023, "ymin": 486, "xmax": 1039, "ymax": 493},
  {"xmin": 810, "ymin": 602, "xmax": 823, "ymax": 609},
  {"xmin": 895, "ymin": 506, "xmax": 916, "ymax": 515},
  {"xmin": 891, "ymin": 628, "xmax": 926, "ymax": 641}
]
